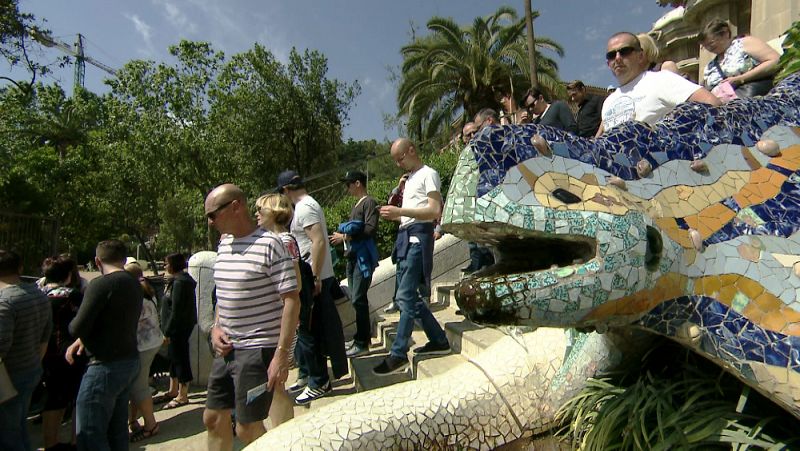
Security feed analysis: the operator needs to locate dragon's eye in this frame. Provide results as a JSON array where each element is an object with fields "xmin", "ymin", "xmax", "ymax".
[{"xmin": 552, "ymin": 188, "xmax": 581, "ymax": 204}]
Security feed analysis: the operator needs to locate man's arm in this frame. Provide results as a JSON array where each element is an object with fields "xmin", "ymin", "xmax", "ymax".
[
  {"xmin": 0, "ymin": 300, "xmax": 13, "ymax": 361},
  {"xmin": 688, "ymin": 87, "xmax": 722, "ymax": 107},
  {"xmin": 68, "ymin": 284, "xmax": 103, "ymax": 339},
  {"xmin": 361, "ymin": 197, "xmax": 379, "ymax": 237},
  {"xmin": 381, "ymin": 192, "xmax": 442, "ymax": 222},
  {"xmin": 267, "ymin": 289, "xmax": 300, "ymax": 391},
  {"xmin": 594, "ymin": 123, "xmax": 605, "ymax": 138},
  {"xmin": 305, "ymin": 222, "xmax": 327, "ymax": 295}
]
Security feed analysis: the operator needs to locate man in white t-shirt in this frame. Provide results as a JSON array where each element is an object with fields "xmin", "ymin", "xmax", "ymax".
[
  {"xmin": 373, "ymin": 138, "xmax": 451, "ymax": 376},
  {"xmin": 277, "ymin": 171, "xmax": 347, "ymax": 405},
  {"xmin": 597, "ymin": 31, "xmax": 721, "ymax": 136}
]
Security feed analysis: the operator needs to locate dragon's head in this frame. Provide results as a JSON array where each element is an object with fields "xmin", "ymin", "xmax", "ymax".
[{"xmin": 442, "ymin": 125, "xmax": 687, "ymax": 331}]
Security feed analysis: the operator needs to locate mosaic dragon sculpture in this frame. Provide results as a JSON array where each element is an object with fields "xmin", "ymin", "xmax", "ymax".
[{"xmin": 252, "ymin": 73, "xmax": 800, "ymax": 450}]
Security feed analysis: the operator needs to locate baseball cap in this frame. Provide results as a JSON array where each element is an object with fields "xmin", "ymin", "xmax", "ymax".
[
  {"xmin": 340, "ymin": 170, "xmax": 367, "ymax": 185},
  {"xmin": 275, "ymin": 170, "xmax": 304, "ymax": 192}
]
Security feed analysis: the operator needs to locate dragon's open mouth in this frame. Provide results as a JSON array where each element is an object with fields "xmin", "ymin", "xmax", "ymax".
[{"xmin": 458, "ymin": 226, "xmax": 598, "ymax": 279}]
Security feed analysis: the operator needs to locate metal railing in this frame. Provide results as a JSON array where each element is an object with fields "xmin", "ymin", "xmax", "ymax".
[{"xmin": 0, "ymin": 211, "xmax": 59, "ymax": 275}]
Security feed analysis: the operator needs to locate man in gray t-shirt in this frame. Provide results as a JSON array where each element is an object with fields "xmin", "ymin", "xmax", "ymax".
[{"xmin": 0, "ymin": 250, "xmax": 52, "ymax": 451}]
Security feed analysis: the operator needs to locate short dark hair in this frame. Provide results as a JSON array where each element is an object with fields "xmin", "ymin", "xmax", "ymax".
[
  {"xmin": 566, "ymin": 80, "xmax": 585, "ymax": 90},
  {"xmin": 521, "ymin": 87, "xmax": 549, "ymax": 104},
  {"xmin": 166, "ymin": 253, "xmax": 187, "ymax": 272},
  {"xmin": 96, "ymin": 239, "xmax": 127, "ymax": 265},
  {"xmin": 43, "ymin": 255, "xmax": 76, "ymax": 284},
  {"xmin": 0, "ymin": 250, "xmax": 21, "ymax": 277},
  {"xmin": 699, "ymin": 19, "xmax": 731, "ymax": 42},
  {"xmin": 609, "ymin": 31, "xmax": 642, "ymax": 50}
]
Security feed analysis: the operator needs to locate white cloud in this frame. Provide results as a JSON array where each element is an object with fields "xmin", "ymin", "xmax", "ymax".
[
  {"xmin": 154, "ymin": 0, "xmax": 198, "ymax": 34},
  {"xmin": 125, "ymin": 13, "xmax": 155, "ymax": 56}
]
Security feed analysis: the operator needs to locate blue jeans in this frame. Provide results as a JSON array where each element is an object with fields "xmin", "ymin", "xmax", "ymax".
[
  {"xmin": 390, "ymin": 243, "xmax": 448, "ymax": 358},
  {"xmin": 76, "ymin": 357, "xmax": 140, "ymax": 451},
  {"xmin": 347, "ymin": 259, "xmax": 373, "ymax": 346},
  {"xmin": 0, "ymin": 366, "xmax": 42, "ymax": 451}
]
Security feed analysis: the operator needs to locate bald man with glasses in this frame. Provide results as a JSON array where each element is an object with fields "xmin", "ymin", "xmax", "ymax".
[{"xmin": 597, "ymin": 31, "xmax": 720, "ymax": 137}]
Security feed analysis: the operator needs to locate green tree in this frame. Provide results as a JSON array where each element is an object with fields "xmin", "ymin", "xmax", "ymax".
[{"xmin": 396, "ymin": 6, "xmax": 564, "ymax": 144}]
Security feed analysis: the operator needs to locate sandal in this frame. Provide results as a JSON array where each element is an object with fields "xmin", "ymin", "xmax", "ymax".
[
  {"xmin": 162, "ymin": 398, "xmax": 189, "ymax": 410},
  {"xmin": 130, "ymin": 422, "xmax": 159, "ymax": 442},
  {"xmin": 129, "ymin": 420, "xmax": 142, "ymax": 433},
  {"xmin": 152, "ymin": 393, "xmax": 177, "ymax": 404}
]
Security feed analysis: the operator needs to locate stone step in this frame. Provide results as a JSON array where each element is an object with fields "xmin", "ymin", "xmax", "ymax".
[
  {"xmin": 444, "ymin": 320, "xmax": 508, "ymax": 360},
  {"xmin": 415, "ymin": 353, "xmax": 467, "ymax": 379}
]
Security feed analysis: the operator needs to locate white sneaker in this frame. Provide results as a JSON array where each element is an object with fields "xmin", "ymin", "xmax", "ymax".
[
  {"xmin": 287, "ymin": 377, "xmax": 307, "ymax": 394},
  {"xmin": 294, "ymin": 381, "xmax": 332, "ymax": 405}
]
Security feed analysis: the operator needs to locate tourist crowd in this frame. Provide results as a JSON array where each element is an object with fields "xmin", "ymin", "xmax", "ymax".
[{"xmin": 0, "ymin": 20, "xmax": 781, "ymax": 451}]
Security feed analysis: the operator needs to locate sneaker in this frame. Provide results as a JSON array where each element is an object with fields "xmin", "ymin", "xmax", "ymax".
[
  {"xmin": 413, "ymin": 341, "xmax": 451, "ymax": 356},
  {"xmin": 383, "ymin": 304, "xmax": 399, "ymax": 314},
  {"xmin": 287, "ymin": 377, "xmax": 308, "ymax": 394},
  {"xmin": 294, "ymin": 381, "xmax": 331, "ymax": 405},
  {"xmin": 346, "ymin": 343, "xmax": 369, "ymax": 358},
  {"xmin": 372, "ymin": 356, "xmax": 409, "ymax": 376}
]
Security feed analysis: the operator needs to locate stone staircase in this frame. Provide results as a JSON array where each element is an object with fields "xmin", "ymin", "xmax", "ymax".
[{"xmin": 347, "ymin": 282, "xmax": 509, "ymax": 393}]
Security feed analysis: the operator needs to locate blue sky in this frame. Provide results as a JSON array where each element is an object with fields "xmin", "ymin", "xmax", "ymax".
[{"xmin": 13, "ymin": 0, "xmax": 674, "ymax": 141}]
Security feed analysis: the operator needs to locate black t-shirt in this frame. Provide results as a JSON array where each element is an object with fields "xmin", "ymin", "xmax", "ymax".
[
  {"xmin": 576, "ymin": 94, "xmax": 604, "ymax": 138},
  {"xmin": 69, "ymin": 270, "xmax": 142, "ymax": 363}
]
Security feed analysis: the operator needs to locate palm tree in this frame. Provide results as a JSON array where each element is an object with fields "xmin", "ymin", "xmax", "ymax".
[{"xmin": 396, "ymin": 6, "xmax": 564, "ymax": 144}]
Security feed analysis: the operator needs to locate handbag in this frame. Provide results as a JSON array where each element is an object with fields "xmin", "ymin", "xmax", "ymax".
[
  {"xmin": 735, "ymin": 78, "xmax": 773, "ymax": 97},
  {"xmin": 710, "ymin": 59, "xmax": 738, "ymax": 103}
]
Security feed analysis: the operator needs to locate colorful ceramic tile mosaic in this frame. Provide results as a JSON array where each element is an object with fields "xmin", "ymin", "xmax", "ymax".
[
  {"xmin": 445, "ymin": 73, "xmax": 800, "ymax": 419},
  {"xmin": 253, "ymin": 75, "xmax": 800, "ymax": 450}
]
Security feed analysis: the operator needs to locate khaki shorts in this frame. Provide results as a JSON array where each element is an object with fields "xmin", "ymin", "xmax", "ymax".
[{"xmin": 205, "ymin": 347, "xmax": 275, "ymax": 424}]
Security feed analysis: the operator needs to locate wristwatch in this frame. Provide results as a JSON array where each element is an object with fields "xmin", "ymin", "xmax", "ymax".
[{"xmin": 313, "ymin": 275, "xmax": 320, "ymax": 282}]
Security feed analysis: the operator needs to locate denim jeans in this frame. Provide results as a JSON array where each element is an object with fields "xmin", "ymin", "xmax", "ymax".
[
  {"xmin": 294, "ymin": 277, "xmax": 334, "ymax": 389},
  {"xmin": 347, "ymin": 258, "xmax": 373, "ymax": 346},
  {"xmin": 390, "ymin": 243, "xmax": 448, "ymax": 358},
  {"xmin": 0, "ymin": 366, "xmax": 42, "ymax": 451},
  {"xmin": 466, "ymin": 242, "xmax": 495, "ymax": 272},
  {"xmin": 76, "ymin": 357, "xmax": 140, "ymax": 451}
]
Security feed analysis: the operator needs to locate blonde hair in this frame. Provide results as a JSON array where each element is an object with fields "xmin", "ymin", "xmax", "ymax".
[
  {"xmin": 637, "ymin": 33, "xmax": 660, "ymax": 66},
  {"xmin": 255, "ymin": 193, "xmax": 294, "ymax": 230},
  {"xmin": 124, "ymin": 261, "xmax": 155, "ymax": 299}
]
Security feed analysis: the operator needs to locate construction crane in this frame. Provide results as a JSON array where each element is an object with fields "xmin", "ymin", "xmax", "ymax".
[{"xmin": 29, "ymin": 30, "xmax": 116, "ymax": 92}]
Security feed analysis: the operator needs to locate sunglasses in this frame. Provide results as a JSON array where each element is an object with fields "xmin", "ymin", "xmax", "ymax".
[
  {"xmin": 206, "ymin": 200, "xmax": 234, "ymax": 220},
  {"xmin": 605, "ymin": 46, "xmax": 639, "ymax": 61}
]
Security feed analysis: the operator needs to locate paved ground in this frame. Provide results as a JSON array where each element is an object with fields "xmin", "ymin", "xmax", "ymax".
[{"xmin": 27, "ymin": 366, "xmax": 358, "ymax": 451}]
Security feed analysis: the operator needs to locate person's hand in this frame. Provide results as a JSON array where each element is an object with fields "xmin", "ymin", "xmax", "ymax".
[
  {"xmin": 434, "ymin": 230, "xmax": 443, "ymax": 240},
  {"xmin": 163, "ymin": 337, "xmax": 170, "ymax": 345},
  {"xmin": 267, "ymin": 348, "xmax": 290, "ymax": 391},
  {"xmin": 329, "ymin": 232, "xmax": 344, "ymax": 246},
  {"xmin": 313, "ymin": 278, "xmax": 321, "ymax": 296},
  {"xmin": 65, "ymin": 339, "xmax": 84, "ymax": 365},
  {"xmin": 211, "ymin": 325, "xmax": 233, "ymax": 357},
  {"xmin": 380, "ymin": 205, "xmax": 401, "ymax": 221},
  {"xmin": 518, "ymin": 110, "xmax": 530, "ymax": 124},
  {"xmin": 723, "ymin": 76, "xmax": 743, "ymax": 88}
]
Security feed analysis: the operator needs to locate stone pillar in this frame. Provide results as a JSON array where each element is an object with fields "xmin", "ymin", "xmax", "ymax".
[
  {"xmin": 188, "ymin": 251, "xmax": 216, "ymax": 386},
  {"xmin": 750, "ymin": 0, "xmax": 799, "ymax": 43}
]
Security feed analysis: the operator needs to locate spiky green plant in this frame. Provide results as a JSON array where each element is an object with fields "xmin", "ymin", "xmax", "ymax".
[
  {"xmin": 775, "ymin": 20, "xmax": 800, "ymax": 83},
  {"xmin": 555, "ymin": 340, "xmax": 798, "ymax": 450}
]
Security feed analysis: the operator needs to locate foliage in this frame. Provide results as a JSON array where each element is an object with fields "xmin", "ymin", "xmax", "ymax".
[
  {"xmin": 775, "ymin": 20, "xmax": 800, "ymax": 83},
  {"xmin": 0, "ymin": 0, "xmax": 68, "ymax": 92},
  {"xmin": 396, "ymin": 6, "xmax": 564, "ymax": 146},
  {"xmin": 555, "ymin": 340, "xmax": 799, "ymax": 450}
]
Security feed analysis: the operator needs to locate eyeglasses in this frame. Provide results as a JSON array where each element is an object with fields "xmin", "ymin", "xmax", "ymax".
[
  {"xmin": 206, "ymin": 200, "xmax": 234, "ymax": 220},
  {"xmin": 605, "ymin": 46, "xmax": 639, "ymax": 61}
]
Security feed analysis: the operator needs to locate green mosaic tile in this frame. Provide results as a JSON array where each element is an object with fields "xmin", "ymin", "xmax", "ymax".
[{"xmin": 731, "ymin": 291, "xmax": 750, "ymax": 313}]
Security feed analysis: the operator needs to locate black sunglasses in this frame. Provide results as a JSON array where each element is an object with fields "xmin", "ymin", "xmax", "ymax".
[
  {"xmin": 605, "ymin": 46, "xmax": 639, "ymax": 61},
  {"xmin": 206, "ymin": 200, "xmax": 234, "ymax": 220}
]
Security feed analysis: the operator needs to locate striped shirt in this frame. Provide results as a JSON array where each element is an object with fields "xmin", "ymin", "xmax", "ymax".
[
  {"xmin": 0, "ymin": 283, "xmax": 52, "ymax": 375},
  {"xmin": 214, "ymin": 228, "xmax": 297, "ymax": 349}
]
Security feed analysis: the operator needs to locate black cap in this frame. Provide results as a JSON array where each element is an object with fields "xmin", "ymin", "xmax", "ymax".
[
  {"xmin": 339, "ymin": 170, "xmax": 367, "ymax": 185},
  {"xmin": 275, "ymin": 170, "xmax": 304, "ymax": 192}
]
